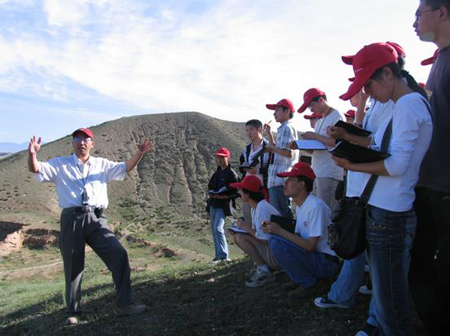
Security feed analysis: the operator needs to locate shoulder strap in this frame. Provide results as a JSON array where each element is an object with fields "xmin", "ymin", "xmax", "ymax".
[{"xmin": 359, "ymin": 118, "xmax": 393, "ymax": 205}]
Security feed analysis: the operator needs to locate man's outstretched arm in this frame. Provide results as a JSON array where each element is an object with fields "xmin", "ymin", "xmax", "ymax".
[
  {"xmin": 125, "ymin": 139, "xmax": 153, "ymax": 173},
  {"xmin": 28, "ymin": 135, "xmax": 42, "ymax": 173}
]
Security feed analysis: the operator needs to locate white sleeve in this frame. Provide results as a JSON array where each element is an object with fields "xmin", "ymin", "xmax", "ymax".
[
  {"xmin": 384, "ymin": 98, "xmax": 429, "ymax": 177},
  {"xmin": 103, "ymin": 159, "xmax": 127, "ymax": 181},
  {"xmin": 35, "ymin": 158, "xmax": 59, "ymax": 183},
  {"xmin": 306, "ymin": 204, "xmax": 330, "ymax": 238}
]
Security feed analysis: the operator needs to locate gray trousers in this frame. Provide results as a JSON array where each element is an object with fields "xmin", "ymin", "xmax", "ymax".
[
  {"xmin": 313, "ymin": 177, "xmax": 340, "ymax": 210},
  {"xmin": 60, "ymin": 208, "xmax": 131, "ymax": 313}
]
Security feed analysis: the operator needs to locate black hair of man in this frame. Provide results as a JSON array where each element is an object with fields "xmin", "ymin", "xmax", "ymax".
[
  {"xmin": 242, "ymin": 189, "xmax": 266, "ymax": 203},
  {"xmin": 245, "ymin": 119, "xmax": 263, "ymax": 129},
  {"xmin": 310, "ymin": 95, "xmax": 328, "ymax": 103},
  {"xmin": 422, "ymin": 0, "xmax": 450, "ymax": 12},
  {"xmin": 295, "ymin": 175, "xmax": 314, "ymax": 192}
]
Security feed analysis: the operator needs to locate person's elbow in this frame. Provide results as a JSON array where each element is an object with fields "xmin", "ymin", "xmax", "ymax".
[{"xmin": 384, "ymin": 158, "xmax": 410, "ymax": 177}]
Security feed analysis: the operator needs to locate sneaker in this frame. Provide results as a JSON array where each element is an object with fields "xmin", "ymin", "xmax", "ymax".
[
  {"xmin": 288, "ymin": 285, "xmax": 318, "ymax": 301},
  {"xmin": 245, "ymin": 268, "xmax": 274, "ymax": 288},
  {"xmin": 355, "ymin": 323, "xmax": 379, "ymax": 336},
  {"xmin": 314, "ymin": 295, "xmax": 350, "ymax": 309},
  {"xmin": 359, "ymin": 284, "xmax": 372, "ymax": 295},
  {"xmin": 116, "ymin": 303, "xmax": 147, "ymax": 317},
  {"xmin": 246, "ymin": 263, "xmax": 257, "ymax": 278},
  {"xmin": 66, "ymin": 316, "xmax": 79, "ymax": 326},
  {"xmin": 209, "ymin": 258, "xmax": 231, "ymax": 265}
]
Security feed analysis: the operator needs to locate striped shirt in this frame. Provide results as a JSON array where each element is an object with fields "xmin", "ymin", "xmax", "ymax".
[{"xmin": 267, "ymin": 121, "xmax": 298, "ymax": 188}]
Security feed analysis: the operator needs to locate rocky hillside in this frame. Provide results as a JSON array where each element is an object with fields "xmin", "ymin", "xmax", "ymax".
[{"xmin": 0, "ymin": 112, "xmax": 248, "ymax": 229}]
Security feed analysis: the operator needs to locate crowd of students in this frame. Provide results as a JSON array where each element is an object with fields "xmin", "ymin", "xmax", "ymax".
[{"xmin": 206, "ymin": 1, "xmax": 450, "ymax": 335}]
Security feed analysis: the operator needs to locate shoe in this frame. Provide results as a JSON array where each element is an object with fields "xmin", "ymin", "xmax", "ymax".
[
  {"xmin": 314, "ymin": 295, "xmax": 350, "ymax": 309},
  {"xmin": 209, "ymin": 258, "xmax": 231, "ymax": 265},
  {"xmin": 246, "ymin": 263, "xmax": 257, "ymax": 278},
  {"xmin": 359, "ymin": 284, "xmax": 372, "ymax": 295},
  {"xmin": 66, "ymin": 316, "xmax": 79, "ymax": 325},
  {"xmin": 116, "ymin": 304, "xmax": 147, "ymax": 317},
  {"xmin": 288, "ymin": 285, "xmax": 318, "ymax": 301},
  {"xmin": 282, "ymin": 281, "xmax": 299, "ymax": 290},
  {"xmin": 355, "ymin": 323, "xmax": 379, "ymax": 336},
  {"xmin": 245, "ymin": 268, "xmax": 275, "ymax": 288}
]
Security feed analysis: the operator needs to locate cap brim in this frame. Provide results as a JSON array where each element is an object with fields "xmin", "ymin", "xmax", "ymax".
[
  {"xmin": 266, "ymin": 104, "xmax": 276, "ymax": 110},
  {"xmin": 421, "ymin": 57, "xmax": 434, "ymax": 66},
  {"xmin": 72, "ymin": 130, "xmax": 92, "ymax": 138},
  {"xmin": 214, "ymin": 153, "xmax": 229, "ymax": 157},
  {"xmin": 297, "ymin": 102, "xmax": 308, "ymax": 113},
  {"xmin": 276, "ymin": 171, "xmax": 296, "ymax": 178},
  {"xmin": 340, "ymin": 72, "xmax": 372, "ymax": 101},
  {"xmin": 341, "ymin": 55, "xmax": 354, "ymax": 65},
  {"xmin": 229, "ymin": 182, "xmax": 244, "ymax": 189}
]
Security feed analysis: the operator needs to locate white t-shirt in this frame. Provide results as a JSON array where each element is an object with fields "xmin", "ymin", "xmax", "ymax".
[
  {"xmin": 359, "ymin": 93, "xmax": 433, "ymax": 211},
  {"xmin": 295, "ymin": 194, "xmax": 335, "ymax": 256},
  {"xmin": 251, "ymin": 199, "xmax": 280, "ymax": 240},
  {"xmin": 312, "ymin": 109, "xmax": 344, "ymax": 180},
  {"xmin": 346, "ymin": 100, "xmax": 395, "ymax": 197}
]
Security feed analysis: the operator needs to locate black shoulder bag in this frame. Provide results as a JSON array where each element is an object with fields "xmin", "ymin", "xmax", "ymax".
[{"xmin": 328, "ymin": 118, "xmax": 393, "ymax": 260}]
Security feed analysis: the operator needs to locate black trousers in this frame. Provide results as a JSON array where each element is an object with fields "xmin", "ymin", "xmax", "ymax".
[{"xmin": 410, "ymin": 187, "xmax": 450, "ymax": 336}]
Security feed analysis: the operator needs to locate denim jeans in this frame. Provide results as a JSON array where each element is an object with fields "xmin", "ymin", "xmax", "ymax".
[
  {"xmin": 270, "ymin": 235, "xmax": 338, "ymax": 287},
  {"xmin": 268, "ymin": 185, "xmax": 292, "ymax": 222},
  {"xmin": 327, "ymin": 251, "xmax": 378, "ymax": 327},
  {"xmin": 366, "ymin": 205, "xmax": 416, "ymax": 336},
  {"xmin": 209, "ymin": 206, "xmax": 229, "ymax": 260}
]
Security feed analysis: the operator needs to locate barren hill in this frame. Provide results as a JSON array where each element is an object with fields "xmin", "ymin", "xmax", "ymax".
[{"xmin": 0, "ymin": 112, "xmax": 248, "ymax": 229}]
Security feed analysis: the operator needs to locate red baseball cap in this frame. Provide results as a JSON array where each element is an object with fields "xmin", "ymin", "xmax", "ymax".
[
  {"xmin": 72, "ymin": 128, "xmax": 94, "ymax": 139},
  {"xmin": 341, "ymin": 41, "xmax": 404, "ymax": 65},
  {"xmin": 344, "ymin": 110, "xmax": 356, "ymax": 118},
  {"xmin": 340, "ymin": 43, "xmax": 398, "ymax": 101},
  {"xmin": 297, "ymin": 88, "xmax": 326, "ymax": 113},
  {"xmin": 214, "ymin": 147, "xmax": 230, "ymax": 157},
  {"xmin": 304, "ymin": 112, "xmax": 323, "ymax": 120},
  {"xmin": 421, "ymin": 49, "xmax": 439, "ymax": 66},
  {"xmin": 266, "ymin": 98, "xmax": 295, "ymax": 112},
  {"xmin": 230, "ymin": 175, "xmax": 263, "ymax": 192},
  {"xmin": 276, "ymin": 162, "xmax": 316, "ymax": 181}
]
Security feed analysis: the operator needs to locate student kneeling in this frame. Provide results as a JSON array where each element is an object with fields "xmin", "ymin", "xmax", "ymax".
[
  {"xmin": 229, "ymin": 175, "xmax": 280, "ymax": 288},
  {"xmin": 262, "ymin": 162, "xmax": 339, "ymax": 299}
]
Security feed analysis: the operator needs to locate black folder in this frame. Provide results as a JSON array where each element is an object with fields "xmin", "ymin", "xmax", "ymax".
[
  {"xmin": 329, "ymin": 140, "xmax": 390, "ymax": 163},
  {"xmin": 334, "ymin": 120, "xmax": 372, "ymax": 137}
]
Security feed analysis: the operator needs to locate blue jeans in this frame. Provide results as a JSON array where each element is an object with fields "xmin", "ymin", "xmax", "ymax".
[
  {"xmin": 366, "ymin": 205, "xmax": 416, "ymax": 335},
  {"xmin": 327, "ymin": 252, "xmax": 378, "ymax": 327},
  {"xmin": 270, "ymin": 235, "xmax": 338, "ymax": 287},
  {"xmin": 209, "ymin": 207, "xmax": 229, "ymax": 260},
  {"xmin": 268, "ymin": 185, "xmax": 292, "ymax": 222}
]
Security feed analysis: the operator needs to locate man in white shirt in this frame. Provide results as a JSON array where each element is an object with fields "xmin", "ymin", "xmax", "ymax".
[
  {"xmin": 27, "ymin": 128, "xmax": 152, "ymax": 324},
  {"xmin": 229, "ymin": 175, "xmax": 281, "ymax": 288},
  {"xmin": 262, "ymin": 162, "xmax": 339, "ymax": 299},
  {"xmin": 297, "ymin": 89, "xmax": 344, "ymax": 209}
]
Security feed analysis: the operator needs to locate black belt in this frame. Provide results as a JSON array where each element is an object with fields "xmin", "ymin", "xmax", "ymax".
[
  {"xmin": 70, "ymin": 206, "xmax": 104, "ymax": 218},
  {"xmin": 324, "ymin": 254, "xmax": 340, "ymax": 264}
]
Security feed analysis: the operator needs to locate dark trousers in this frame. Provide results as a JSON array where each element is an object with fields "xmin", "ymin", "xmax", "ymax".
[
  {"xmin": 410, "ymin": 187, "xmax": 450, "ymax": 336},
  {"xmin": 60, "ymin": 208, "xmax": 132, "ymax": 313}
]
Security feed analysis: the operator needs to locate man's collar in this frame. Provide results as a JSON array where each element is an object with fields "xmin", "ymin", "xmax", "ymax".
[{"xmin": 72, "ymin": 153, "xmax": 91, "ymax": 166}]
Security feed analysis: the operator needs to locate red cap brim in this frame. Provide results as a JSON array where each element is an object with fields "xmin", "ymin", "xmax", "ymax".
[
  {"xmin": 297, "ymin": 102, "xmax": 308, "ymax": 113},
  {"xmin": 266, "ymin": 104, "xmax": 276, "ymax": 110},
  {"xmin": 421, "ymin": 57, "xmax": 434, "ymax": 66},
  {"xmin": 229, "ymin": 182, "xmax": 245, "ymax": 189},
  {"xmin": 276, "ymin": 171, "xmax": 296, "ymax": 178},
  {"xmin": 340, "ymin": 72, "xmax": 371, "ymax": 101},
  {"xmin": 341, "ymin": 55, "xmax": 354, "ymax": 65}
]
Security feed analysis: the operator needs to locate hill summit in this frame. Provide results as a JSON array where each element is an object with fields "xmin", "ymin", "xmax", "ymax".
[{"xmin": 0, "ymin": 112, "xmax": 248, "ymax": 229}]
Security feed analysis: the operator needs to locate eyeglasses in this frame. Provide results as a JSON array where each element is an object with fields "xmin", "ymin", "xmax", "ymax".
[{"xmin": 73, "ymin": 137, "xmax": 92, "ymax": 143}]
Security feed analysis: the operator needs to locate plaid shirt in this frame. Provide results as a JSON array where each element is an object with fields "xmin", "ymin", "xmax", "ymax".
[{"xmin": 267, "ymin": 121, "xmax": 298, "ymax": 188}]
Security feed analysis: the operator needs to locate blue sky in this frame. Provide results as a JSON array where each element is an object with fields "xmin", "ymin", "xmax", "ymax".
[{"xmin": 0, "ymin": 0, "xmax": 437, "ymax": 144}]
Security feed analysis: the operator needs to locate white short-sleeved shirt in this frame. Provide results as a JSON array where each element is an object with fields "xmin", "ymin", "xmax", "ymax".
[
  {"xmin": 346, "ymin": 100, "xmax": 395, "ymax": 197},
  {"xmin": 36, "ymin": 153, "xmax": 127, "ymax": 209},
  {"xmin": 251, "ymin": 199, "xmax": 280, "ymax": 240},
  {"xmin": 312, "ymin": 110, "xmax": 344, "ymax": 180},
  {"xmin": 359, "ymin": 93, "xmax": 433, "ymax": 211},
  {"xmin": 295, "ymin": 194, "xmax": 335, "ymax": 256}
]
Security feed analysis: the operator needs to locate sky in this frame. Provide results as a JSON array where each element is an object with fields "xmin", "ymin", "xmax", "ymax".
[{"xmin": 0, "ymin": 0, "xmax": 437, "ymax": 144}]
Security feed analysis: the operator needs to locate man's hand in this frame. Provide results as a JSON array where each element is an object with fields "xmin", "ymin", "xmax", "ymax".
[
  {"xmin": 261, "ymin": 221, "xmax": 281, "ymax": 235},
  {"xmin": 136, "ymin": 139, "xmax": 153, "ymax": 155},
  {"xmin": 236, "ymin": 218, "xmax": 252, "ymax": 231},
  {"xmin": 265, "ymin": 144, "xmax": 275, "ymax": 153},
  {"xmin": 302, "ymin": 132, "xmax": 317, "ymax": 140},
  {"xmin": 263, "ymin": 123, "xmax": 272, "ymax": 133},
  {"xmin": 327, "ymin": 126, "xmax": 348, "ymax": 140},
  {"xmin": 331, "ymin": 154, "xmax": 351, "ymax": 170},
  {"xmin": 28, "ymin": 136, "xmax": 42, "ymax": 155},
  {"xmin": 289, "ymin": 141, "xmax": 298, "ymax": 150}
]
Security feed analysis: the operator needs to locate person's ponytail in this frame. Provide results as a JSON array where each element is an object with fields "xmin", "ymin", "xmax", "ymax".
[{"xmin": 401, "ymin": 70, "xmax": 428, "ymax": 100}]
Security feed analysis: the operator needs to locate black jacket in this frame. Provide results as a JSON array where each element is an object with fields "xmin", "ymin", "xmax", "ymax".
[{"xmin": 207, "ymin": 165, "xmax": 239, "ymax": 216}]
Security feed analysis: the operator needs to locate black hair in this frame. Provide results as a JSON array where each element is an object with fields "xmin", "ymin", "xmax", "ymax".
[
  {"xmin": 423, "ymin": 0, "xmax": 450, "ymax": 12},
  {"xmin": 310, "ymin": 95, "xmax": 328, "ymax": 103},
  {"xmin": 371, "ymin": 62, "xmax": 428, "ymax": 99},
  {"xmin": 295, "ymin": 176, "xmax": 314, "ymax": 192},
  {"xmin": 397, "ymin": 56, "xmax": 405, "ymax": 71},
  {"xmin": 242, "ymin": 189, "xmax": 265, "ymax": 203},
  {"xmin": 245, "ymin": 119, "xmax": 263, "ymax": 129}
]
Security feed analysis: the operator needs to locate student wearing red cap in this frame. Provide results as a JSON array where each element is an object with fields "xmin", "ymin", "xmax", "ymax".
[
  {"xmin": 261, "ymin": 162, "xmax": 339, "ymax": 299},
  {"xmin": 303, "ymin": 112, "xmax": 323, "ymax": 129},
  {"xmin": 344, "ymin": 110, "xmax": 356, "ymax": 124},
  {"xmin": 264, "ymin": 99, "xmax": 298, "ymax": 223},
  {"xmin": 207, "ymin": 147, "xmax": 239, "ymax": 264},
  {"xmin": 412, "ymin": 1, "xmax": 450, "ymax": 334},
  {"xmin": 28, "ymin": 128, "xmax": 152, "ymax": 324},
  {"xmin": 335, "ymin": 42, "xmax": 433, "ymax": 335},
  {"xmin": 229, "ymin": 175, "xmax": 281, "ymax": 287},
  {"xmin": 297, "ymin": 88, "xmax": 344, "ymax": 209}
]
